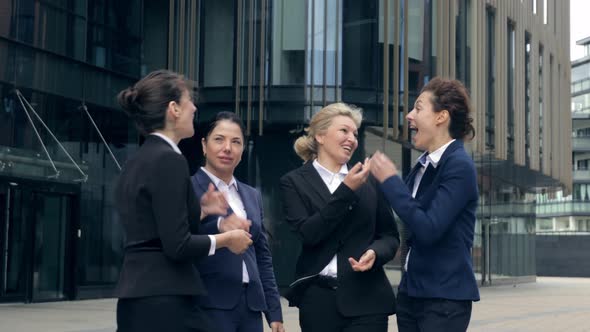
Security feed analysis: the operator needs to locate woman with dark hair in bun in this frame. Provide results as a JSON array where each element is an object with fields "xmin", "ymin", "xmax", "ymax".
[
  {"xmin": 114, "ymin": 70, "xmax": 252, "ymax": 332},
  {"xmin": 370, "ymin": 77, "xmax": 479, "ymax": 332}
]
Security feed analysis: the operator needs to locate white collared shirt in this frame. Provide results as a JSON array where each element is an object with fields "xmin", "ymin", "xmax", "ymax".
[
  {"xmin": 149, "ymin": 133, "xmax": 217, "ymax": 256},
  {"xmin": 406, "ymin": 139, "xmax": 456, "ymax": 271},
  {"xmin": 200, "ymin": 167, "xmax": 250, "ymax": 283},
  {"xmin": 312, "ymin": 159, "xmax": 349, "ymax": 278},
  {"xmin": 151, "ymin": 132, "xmax": 182, "ymax": 154}
]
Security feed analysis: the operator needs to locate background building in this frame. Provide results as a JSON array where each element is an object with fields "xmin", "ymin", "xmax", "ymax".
[
  {"xmin": 535, "ymin": 36, "xmax": 590, "ymax": 278},
  {"xmin": 0, "ymin": 0, "xmax": 570, "ymax": 302}
]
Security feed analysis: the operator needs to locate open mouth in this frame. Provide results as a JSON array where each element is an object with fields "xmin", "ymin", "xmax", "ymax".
[{"xmin": 342, "ymin": 145, "xmax": 353, "ymax": 153}]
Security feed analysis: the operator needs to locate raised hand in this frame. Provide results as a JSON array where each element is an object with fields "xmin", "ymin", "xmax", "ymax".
[
  {"xmin": 369, "ymin": 151, "xmax": 398, "ymax": 183},
  {"xmin": 348, "ymin": 249, "xmax": 376, "ymax": 272},
  {"xmin": 200, "ymin": 183, "xmax": 228, "ymax": 219},
  {"xmin": 219, "ymin": 213, "xmax": 251, "ymax": 233},
  {"xmin": 342, "ymin": 158, "xmax": 371, "ymax": 191}
]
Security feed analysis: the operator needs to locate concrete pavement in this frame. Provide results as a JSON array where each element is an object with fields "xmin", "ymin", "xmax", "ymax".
[{"xmin": 1, "ymin": 277, "xmax": 589, "ymax": 332}]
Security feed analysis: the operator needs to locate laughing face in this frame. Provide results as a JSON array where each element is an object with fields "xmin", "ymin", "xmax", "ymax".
[
  {"xmin": 315, "ymin": 115, "xmax": 358, "ymax": 169},
  {"xmin": 407, "ymin": 91, "xmax": 440, "ymax": 152},
  {"xmin": 202, "ymin": 120, "xmax": 244, "ymax": 181}
]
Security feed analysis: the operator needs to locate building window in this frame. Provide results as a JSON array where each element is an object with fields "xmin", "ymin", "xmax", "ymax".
[
  {"xmin": 507, "ymin": 21, "xmax": 515, "ymax": 161},
  {"xmin": 272, "ymin": 0, "xmax": 306, "ymax": 85},
  {"xmin": 525, "ymin": 32, "xmax": 531, "ymax": 167},
  {"xmin": 455, "ymin": 0, "xmax": 471, "ymax": 88},
  {"xmin": 485, "ymin": 8, "xmax": 495, "ymax": 149},
  {"xmin": 87, "ymin": 0, "xmax": 143, "ymax": 76},
  {"xmin": 539, "ymin": 44, "xmax": 544, "ymax": 171},
  {"xmin": 201, "ymin": 0, "xmax": 235, "ymax": 87}
]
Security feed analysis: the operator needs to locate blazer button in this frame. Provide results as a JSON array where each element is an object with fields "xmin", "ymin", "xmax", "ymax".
[{"xmin": 348, "ymin": 205, "xmax": 353, "ymax": 210}]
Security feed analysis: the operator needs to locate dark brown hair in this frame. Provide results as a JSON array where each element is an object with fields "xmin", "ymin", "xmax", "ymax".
[
  {"xmin": 421, "ymin": 77, "xmax": 475, "ymax": 140},
  {"xmin": 117, "ymin": 69, "xmax": 190, "ymax": 135},
  {"xmin": 204, "ymin": 111, "xmax": 245, "ymax": 140}
]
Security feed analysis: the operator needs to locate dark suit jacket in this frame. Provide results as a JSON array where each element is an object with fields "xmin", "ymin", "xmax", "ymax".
[
  {"xmin": 114, "ymin": 135, "xmax": 211, "ymax": 298},
  {"xmin": 190, "ymin": 169, "xmax": 283, "ymax": 324},
  {"xmin": 279, "ymin": 161, "xmax": 399, "ymax": 317},
  {"xmin": 379, "ymin": 140, "xmax": 480, "ymax": 301}
]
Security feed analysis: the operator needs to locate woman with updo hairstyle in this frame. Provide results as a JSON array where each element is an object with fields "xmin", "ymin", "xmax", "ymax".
[
  {"xmin": 280, "ymin": 103, "xmax": 400, "ymax": 332},
  {"xmin": 114, "ymin": 69, "xmax": 252, "ymax": 332},
  {"xmin": 370, "ymin": 77, "xmax": 479, "ymax": 332}
]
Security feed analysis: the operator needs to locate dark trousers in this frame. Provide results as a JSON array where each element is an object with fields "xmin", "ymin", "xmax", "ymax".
[
  {"xmin": 203, "ymin": 286, "xmax": 263, "ymax": 332},
  {"xmin": 396, "ymin": 291, "xmax": 472, "ymax": 332},
  {"xmin": 117, "ymin": 295, "xmax": 212, "ymax": 332},
  {"xmin": 299, "ymin": 284, "xmax": 389, "ymax": 332}
]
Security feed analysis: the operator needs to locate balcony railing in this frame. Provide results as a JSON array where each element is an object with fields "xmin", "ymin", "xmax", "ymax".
[
  {"xmin": 572, "ymin": 137, "xmax": 590, "ymax": 151},
  {"xmin": 536, "ymin": 201, "xmax": 590, "ymax": 216},
  {"xmin": 478, "ymin": 203, "xmax": 536, "ymax": 217},
  {"xmin": 478, "ymin": 201, "xmax": 590, "ymax": 218},
  {"xmin": 573, "ymin": 169, "xmax": 590, "ymax": 181}
]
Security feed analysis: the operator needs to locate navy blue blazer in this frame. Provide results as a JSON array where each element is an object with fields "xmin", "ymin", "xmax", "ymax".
[
  {"xmin": 190, "ymin": 169, "xmax": 283, "ymax": 324},
  {"xmin": 379, "ymin": 140, "xmax": 480, "ymax": 301}
]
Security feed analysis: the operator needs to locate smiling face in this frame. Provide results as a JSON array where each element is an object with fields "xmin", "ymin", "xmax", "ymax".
[
  {"xmin": 202, "ymin": 120, "xmax": 244, "ymax": 181},
  {"xmin": 315, "ymin": 115, "xmax": 358, "ymax": 170},
  {"xmin": 407, "ymin": 91, "xmax": 444, "ymax": 152}
]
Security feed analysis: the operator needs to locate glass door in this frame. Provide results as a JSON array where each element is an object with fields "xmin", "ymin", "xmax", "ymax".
[
  {"xmin": 31, "ymin": 191, "xmax": 70, "ymax": 301},
  {"xmin": 0, "ymin": 183, "xmax": 29, "ymax": 301},
  {"xmin": 0, "ymin": 180, "xmax": 74, "ymax": 302}
]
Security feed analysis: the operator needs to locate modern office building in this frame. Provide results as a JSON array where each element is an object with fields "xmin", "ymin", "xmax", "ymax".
[
  {"xmin": 536, "ymin": 36, "xmax": 590, "ymax": 233},
  {"xmin": 0, "ymin": 0, "xmax": 570, "ymax": 302}
]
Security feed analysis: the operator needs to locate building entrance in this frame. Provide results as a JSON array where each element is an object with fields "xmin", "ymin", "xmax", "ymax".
[{"xmin": 0, "ymin": 179, "xmax": 76, "ymax": 302}]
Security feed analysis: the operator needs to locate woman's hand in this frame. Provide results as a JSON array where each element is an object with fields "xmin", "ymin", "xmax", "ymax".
[
  {"xmin": 270, "ymin": 321, "xmax": 285, "ymax": 332},
  {"xmin": 369, "ymin": 151, "xmax": 398, "ymax": 183},
  {"xmin": 342, "ymin": 158, "xmax": 371, "ymax": 191},
  {"xmin": 348, "ymin": 249, "xmax": 376, "ymax": 272},
  {"xmin": 200, "ymin": 183, "xmax": 228, "ymax": 219},
  {"xmin": 222, "ymin": 229, "xmax": 253, "ymax": 254}
]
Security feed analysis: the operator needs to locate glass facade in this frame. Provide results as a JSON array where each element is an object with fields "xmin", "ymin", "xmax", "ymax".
[
  {"xmin": 0, "ymin": 0, "xmax": 161, "ymax": 301},
  {"xmin": 0, "ymin": 0, "xmax": 570, "ymax": 302}
]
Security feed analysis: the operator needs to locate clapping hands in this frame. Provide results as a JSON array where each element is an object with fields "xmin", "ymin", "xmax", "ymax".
[
  {"xmin": 200, "ymin": 183, "xmax": 229, "ymax": 220},
  {"xmin": 369, "ymin": 151, "xmax": 398, "ymax": 183}
]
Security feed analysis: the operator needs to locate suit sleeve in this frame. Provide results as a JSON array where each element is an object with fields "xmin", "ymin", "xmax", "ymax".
[
  {"xmin": 379, "ymin": 156, "xmax": 478, "ymax": 247},
  {"xmin": 280, "ymin": 173, "xmax": 359, "ymax": 247},
  {"xmin": 149, "ymin": 153, "xmax": 211, "ymax": 260},
  {"xmin": 253, "ymin": 190, "xmax": 283, "ymax": 324},
  {"xmin": 367, "ymin": 178, "xmax": 400, "ymax": 268}
]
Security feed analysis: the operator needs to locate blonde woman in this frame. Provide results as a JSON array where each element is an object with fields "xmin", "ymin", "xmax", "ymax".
[{"xmin": 280, "ymin": 103, "xmax": 400, "ymax": 332}]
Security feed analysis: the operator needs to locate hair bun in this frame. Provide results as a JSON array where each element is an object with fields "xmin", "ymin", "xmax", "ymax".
[{"xmin": 117, "ymin": 87, "xmax": 140, "ymax": 116}]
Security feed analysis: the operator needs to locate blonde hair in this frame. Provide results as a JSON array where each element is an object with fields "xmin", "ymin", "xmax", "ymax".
[{"xmin": 294, "ymin": 103, "xmax": 363, "ymax": 162}]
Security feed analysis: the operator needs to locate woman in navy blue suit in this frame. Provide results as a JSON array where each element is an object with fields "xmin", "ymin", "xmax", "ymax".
[
  {"xmin": 190, "ymin": 112, "xmax": 284, "ymax": 332},
  {"xmin": 370, "ymin": 77, "xmax": 479, "ymax": 332}
]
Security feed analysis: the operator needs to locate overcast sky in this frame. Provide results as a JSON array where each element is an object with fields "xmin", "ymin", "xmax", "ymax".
[{"xmin": 570, "ymin": 0, "xmax": 590, "ymax": 60}]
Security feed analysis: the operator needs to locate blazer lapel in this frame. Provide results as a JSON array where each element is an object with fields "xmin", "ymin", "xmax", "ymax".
[
  {"xmin": 415, "ymin": 164, "xmax": 439, "ymax": 198},
  {"xmin": 405, "ymin": 160, "xmax": 424, "ymax": 189},
  {"xmin": 195, "ymin": 168, "xmax": 214, "ymax": 193},
  {"xmin": 299, "ymin": 161, "xmax": 332, "ymax": 205},
  {"xmin": 236, "ymin": 182, "xmax": 257, "ymax": 222}
]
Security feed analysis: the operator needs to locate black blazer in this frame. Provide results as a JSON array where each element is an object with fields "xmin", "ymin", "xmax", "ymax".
[
  {"xmin": 280, "ymin": 161, "xmax": 400, "ymax": 317},
  {"xmin": 114, "ymin": 135, "xmax": 211, "ymax": 298}
]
